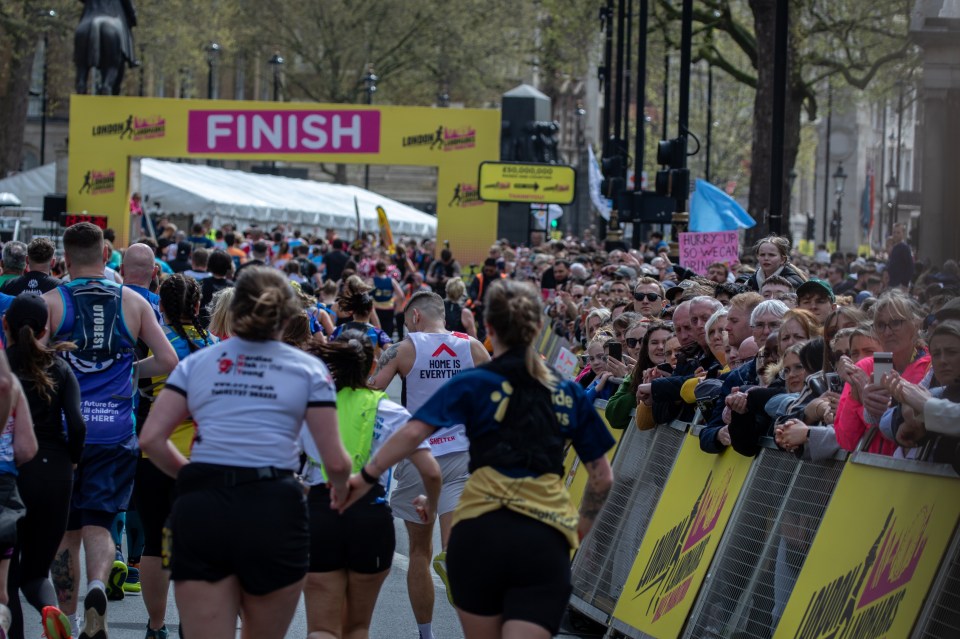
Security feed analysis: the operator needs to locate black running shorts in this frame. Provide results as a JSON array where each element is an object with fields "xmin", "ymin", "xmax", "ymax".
[
  {"xmin": 170, "ymin": 463, "xmax": 309, "ymax": 595},
  {"xmin": 446, "ymin": 508, "xmax": 573, "ymax": 635},
  {"xmin": 307, "ymin": 484, "xmax": 395, "ymax": 574}
]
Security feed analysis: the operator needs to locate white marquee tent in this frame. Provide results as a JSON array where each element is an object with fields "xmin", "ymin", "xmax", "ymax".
[{"xmin": 0, "ymin": 159, "xmax": 438, "ymax": 239}]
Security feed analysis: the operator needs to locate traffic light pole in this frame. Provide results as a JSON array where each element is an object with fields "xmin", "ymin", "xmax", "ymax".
[
  {"xmin": 768, "ymin": 0, "xmax": 789, "ymax": 236},
  {"xmin": 674, "ymin": 0, "xmax": 692, "ymax": 215}
]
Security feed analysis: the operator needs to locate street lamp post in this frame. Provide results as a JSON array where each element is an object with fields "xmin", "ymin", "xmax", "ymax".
[
  {"xmin": 885, "ymin": 176, "xmax": 899, "ymax": 249},
  {"xmin": 788, "ymin": 168, "xmax": 798, "ymax": 238},
  {"xmin": 833, "ymin": 163, "xmax": 847, "ymax": 250},
  {"xmin": 39, "ymin": 9, "xmax": 56, "ymax": 166},
  {"xmin": 206, "ymin": 42, "xmax": 221, "ymax": 99},
  {"xmin": 268, "ymin": 52, "xmax": 284, "ymax": 102},
  {"xmin": 138, "ymin": 44, "xmax": 145, "ymax": 96},
  {"xmin": 363, "ymin": 65, "xmax": 378, "ymax": 190},
  {"xmin": 892, "ymin": 80, "xmax": 905, "ymax": 236}
]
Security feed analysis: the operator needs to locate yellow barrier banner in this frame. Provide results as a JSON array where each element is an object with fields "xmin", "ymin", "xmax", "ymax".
[
  {"xmin": 773, "ymin": 462, "xmax": 960, "ymax": 639},
  {"xmin": 611, "ymin": 433, "xmax": 752, "ymax": 637}
]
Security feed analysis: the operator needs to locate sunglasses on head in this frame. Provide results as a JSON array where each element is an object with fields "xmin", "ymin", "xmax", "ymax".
[{"xmin": 634, "ymin": 292, "xmax": 661, "ymax": 302}]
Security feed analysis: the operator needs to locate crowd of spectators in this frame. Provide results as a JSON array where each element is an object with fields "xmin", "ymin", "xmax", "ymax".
[{"xmin": 109, "ymin": 217, "xmax": 960, "ymax": 472}]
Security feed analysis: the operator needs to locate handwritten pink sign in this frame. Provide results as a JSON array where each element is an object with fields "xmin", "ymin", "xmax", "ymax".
[{"xmin": 187, "ymin": 110, "xmax": 381, "ymax": 154}]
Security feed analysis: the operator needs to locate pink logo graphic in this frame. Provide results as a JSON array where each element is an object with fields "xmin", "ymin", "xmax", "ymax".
[
  {"xmin": 187, "ymin": 110, "xmax": 381, "ymax": 154},
  {"xmin": 858, "ymin": 505, "xmax": 931, "ymax": 609},
  {"xmin": 682, "ymin": 468, "xmax": 733, "ymax": 553}
]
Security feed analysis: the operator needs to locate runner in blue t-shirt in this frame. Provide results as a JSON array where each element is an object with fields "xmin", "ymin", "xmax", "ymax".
[{"xmin": 340, "ymin": 279, "xmax": 614, "ymax": 639}]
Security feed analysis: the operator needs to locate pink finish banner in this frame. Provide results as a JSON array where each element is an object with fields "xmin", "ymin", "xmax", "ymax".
[{"xmin": 187, "ymin": 110, "xmax": 381, "ymax": 154}]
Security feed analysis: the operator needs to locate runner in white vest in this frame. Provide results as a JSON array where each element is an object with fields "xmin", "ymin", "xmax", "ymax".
[{"xmin": 371, "ymin": 291, "xmax": 489, "ymax": 639}]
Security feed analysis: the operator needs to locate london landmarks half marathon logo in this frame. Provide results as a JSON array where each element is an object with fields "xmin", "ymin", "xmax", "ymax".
[
  {"xmin": 402, "ymin": 124, "xmax": 476, "ymax": 152},
  {"xmin": 92, "ymin": 114, "xmax": 167, "ymax": 141},
  {"xmin": 791, "ymin": 505, "xmax": 931, "ymax": 639},
  {"xmin": 448, "ymin": 182, "xmax": 482, "ymax": 208},
  {"xmin": 632, "ymin": 469, "xmax": 734, "ymax": 622},
  {"xmin": 78, "ymin": 169, "xmax": 115, "ymax": 195}
]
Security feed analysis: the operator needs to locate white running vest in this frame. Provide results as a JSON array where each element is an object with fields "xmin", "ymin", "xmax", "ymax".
[{"xmin": 406, "ymin": 331, "xmax": 474, "ymax": 456}]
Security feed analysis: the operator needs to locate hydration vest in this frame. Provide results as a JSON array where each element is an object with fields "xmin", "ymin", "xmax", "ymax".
[
  {"xmin": 372, "ymin": 275, "xmax": 394, "ymax": 308},
  {"xmin": 469, "ymin": 348, "xmax": 565, "ymax": 476},
  {"xmin": 55, "ymin": 278, "xmax": 137, "ymax": 445},
  {"xmin": 443, "ymin": 300, "xmax": 465, "ymax": 333}
]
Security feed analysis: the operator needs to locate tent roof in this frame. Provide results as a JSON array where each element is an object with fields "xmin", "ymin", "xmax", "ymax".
[{"xmin": 0, "ymin": 160, "xmax": 437, "ymax": 239}]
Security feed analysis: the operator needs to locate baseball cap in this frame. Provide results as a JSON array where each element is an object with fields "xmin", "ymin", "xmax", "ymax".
[
  {"xmin": 5, "ymin": 293, "xmax": 48, "ymax": 335},
  {"xmin": 934, "ymin": 297, "xmax": 960, "ymax": 322},
  {"xmin": 796, "ymin": 279, "xmax": 835, "ymax": 302},
  {"xmin": 614, "ymin": 265, "xmax": 637, "ymax": 280},
  {"xmin": 666, "ymin": 279, "xmax": 695, "ymax": 303},
  {"xmin": 176, "ymin": 241, "xmax": 192, "ymax": 259}
]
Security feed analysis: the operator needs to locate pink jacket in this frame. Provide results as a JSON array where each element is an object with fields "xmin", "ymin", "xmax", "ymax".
[{"xmin": 834, "ymin": 354, "xmax": 931, "ymax": 455}]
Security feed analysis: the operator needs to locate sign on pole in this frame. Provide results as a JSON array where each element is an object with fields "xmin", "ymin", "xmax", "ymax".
[
  {"xmin": 678, "ymin": 231, "xmax": 740, "ymax": 276},
  {"xmin": 478, "ymin": 161, "xmax": 576, "ymax": 205}
]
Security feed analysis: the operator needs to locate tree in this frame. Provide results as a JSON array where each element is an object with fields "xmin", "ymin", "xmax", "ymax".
[
  {"xmin": 654, "ymin": 0, "xmax": 914, "ymax": 240},
  {"xmin": 0, "ymin": 0, "xmax": 74, "ymax": 176}
]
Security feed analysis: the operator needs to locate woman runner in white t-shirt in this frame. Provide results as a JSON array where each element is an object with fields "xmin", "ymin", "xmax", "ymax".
[{"xmin": 140, "ymin": 267, "xmax": 351, "ymax": 639}]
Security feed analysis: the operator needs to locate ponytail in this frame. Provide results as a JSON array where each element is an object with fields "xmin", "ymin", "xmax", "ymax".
[
  {"xmin": 11, "ymin": 325, "xmax": 74, "ymax": 403},
  {"xmin": 484, "ymin": 279, "xmax": 556, "ymax": 390}
]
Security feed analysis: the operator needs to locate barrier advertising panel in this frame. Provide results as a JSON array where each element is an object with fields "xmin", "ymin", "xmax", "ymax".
[
  {"xmin": 773, "ymin": 460, "xmax": 960, "ymax": 639},
  {"xmin": 611, "ymin": 432, "xmax": 752, "ymax": 638}
]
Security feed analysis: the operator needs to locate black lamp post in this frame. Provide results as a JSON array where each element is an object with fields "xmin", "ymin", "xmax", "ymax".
[
  {"xmin": 833, "ymin": 163, "xmax": 847, "ymax": 249},
  {"xmin": 206, "ymin": 42, "xmax": 221, "ymax": 99},
  {"xmin": 363, "ymin": 65, "xmax": 378, "ymax": 190},
  {"xmin": 39, "ymin": 9, "xmax": 56, "ymax": 166},
  {"xmin": 268, "ymin": 52, "xmax": 284, "ymax": 102},
  {"xmin": 138, "ymin": 44, "xmax": 145, "ymax": 96},
  {"xmin": 885, "ymin": 176, "xmax": 899, "ymax": 244}
]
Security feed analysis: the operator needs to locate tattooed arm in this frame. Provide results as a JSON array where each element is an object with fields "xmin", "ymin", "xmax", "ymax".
[
  {"xmin": 369, "ymin": 340, "xmax": 412, "ymax": 390},
  {"xmin": 577, "ymin": 456, "xmax": 613, "ymax": 542}
]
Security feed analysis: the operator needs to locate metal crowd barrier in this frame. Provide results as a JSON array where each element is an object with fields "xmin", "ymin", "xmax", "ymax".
[
  {"xmin": 913, "ymin": 518, "xmax": 960, "ymax": 638},
  {"xmin": 569, "ymin": 418, "xmax": 691, "ymax": 625},
  {"xmin": 677, "ymin": 438, "xmax": 846, "ymax": 639},
  {"xmin": 570, "ymin": 418, "xmax": 960, "ymax": 639}
]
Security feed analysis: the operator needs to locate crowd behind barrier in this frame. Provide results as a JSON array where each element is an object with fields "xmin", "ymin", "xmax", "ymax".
[
  {"xmin": 0, "ymin": 210, "xmax": 957, "ymax": 639},
  {"xmin": 556, "ymin": 404, "xmax": 960, "ymax": 639}
]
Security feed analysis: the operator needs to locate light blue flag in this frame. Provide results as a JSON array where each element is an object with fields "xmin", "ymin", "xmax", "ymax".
[{"xmin": 689, "ymin": 179, "xmax": 757, "ymax": 232}]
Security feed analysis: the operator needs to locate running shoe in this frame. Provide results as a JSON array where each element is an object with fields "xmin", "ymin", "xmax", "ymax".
[
  {"xmin": 432, "ymin": 551, "xmax": 454, "ymax": 606},
  {"xmin": 144, "ymin": 625, "xmax": 168, "ymax": 639},
  {"xmin": 42, "ymin": 606, "xmax": 72, "ymax": 639},
  {"xmin": 123, "ymin": 564, "xmax": 141, "ymax": 594},
  {"xmin": 106, "ymin": 559, "xmax": 128, "ymax": 601},
  {"xmin": 0, "ymin": 603, "xmax": 10, "ymax": 639},
  {"xmin": 78, "ymin": 587, "xmax": 107, "ymax": 639}
]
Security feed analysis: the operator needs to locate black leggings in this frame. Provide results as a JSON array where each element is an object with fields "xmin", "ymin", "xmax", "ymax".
[
  {"xmin": 375, "ymin": 308, "xmax": 395, "ymax": 339},
  {"xmin": 7, "ymin": 446, "xmax": 73, "ymax": 639},
  {"xmin": 135, "ymin": 456, "xmax": 177, "ymax": 557}
]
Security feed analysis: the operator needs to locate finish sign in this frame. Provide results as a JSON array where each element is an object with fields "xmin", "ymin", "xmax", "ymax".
[{"xmin": 478, "ymin": 161, "xmax": 576, "ymax": 205}]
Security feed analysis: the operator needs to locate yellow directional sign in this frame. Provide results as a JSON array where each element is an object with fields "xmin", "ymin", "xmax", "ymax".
[{"xmin": 478, "ymin": 161, "xmax": 576, "ymax": 205}]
